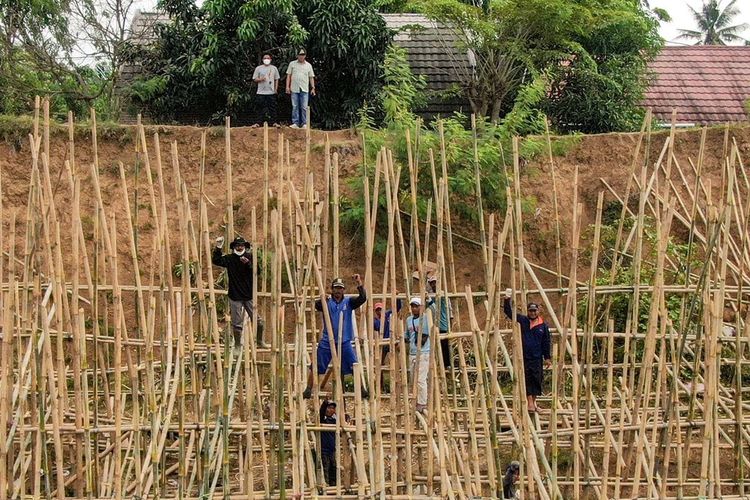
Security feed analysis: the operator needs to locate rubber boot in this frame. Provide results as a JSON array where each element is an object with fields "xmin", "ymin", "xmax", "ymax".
[{"xmin": 256, "ymin": 322, "xmax": 269, "ymax": 349}]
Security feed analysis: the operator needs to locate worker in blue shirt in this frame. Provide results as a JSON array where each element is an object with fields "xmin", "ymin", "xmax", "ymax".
[
  {"xmin": 303, "ymin": 275, "xmax": 368, "ymax": 399},
  {"xmin": 503, "ymin": 289, "xmax": 551, "ymax": 413}
]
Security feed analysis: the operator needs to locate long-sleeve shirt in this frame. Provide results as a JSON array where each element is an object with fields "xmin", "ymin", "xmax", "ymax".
[
  {"xmin": 503, "ymin": 299, "xmax": 551, "ymax": 361},
  {"xmin": 212, "ymin": 247, "xmax": 259, "ymax": 301},
  {"xmin": 319, "ymin": 410, "xmax": 337, "ymax": 454},
  {"xmin": 315, "ymin": 286, "xmax": 367, "ymax": 348},
  {"xmin": 406, "ymin": 313, "xmax": 431, "ymax": 355}
]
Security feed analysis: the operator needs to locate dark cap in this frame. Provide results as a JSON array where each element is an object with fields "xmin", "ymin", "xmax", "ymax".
[
  {"xmin": 230, "ymin": 237, "xmax": 249, "ymax": 249},
  {"xmin": 298, "ymin": 48, "xmax": 306, "ymax": 55},
  {"xmin": 331, "ymin": 278, "xmax": 345, "ymax": 288},
  {"xmin": 527, "ymin": 302, "xmax": 539, "ymax": 311}
]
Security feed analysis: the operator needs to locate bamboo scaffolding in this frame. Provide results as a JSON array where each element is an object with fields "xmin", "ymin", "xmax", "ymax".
[{"xmin": 0, "ymin": 105, "xmax": 749, "ymax": 499}]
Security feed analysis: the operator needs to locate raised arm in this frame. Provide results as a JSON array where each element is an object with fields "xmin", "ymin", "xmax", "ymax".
[
  {"xmin": 212, "ymin": 248, "xmax": 228, "ymax": 267},
  {"xmin": 349, "ymin": 274, "xmax": 367, "ymax": 309},
  {"xmin": 503, "ymin": 297, "xmax": 527, "ymax": 323}
]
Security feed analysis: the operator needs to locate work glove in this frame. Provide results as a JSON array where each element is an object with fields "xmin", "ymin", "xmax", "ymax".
[
  {"xmin": 504, "ymin": 288, "xmax": 512, "ymax": 299},
  {"xmin": 215, "ymin": 236, "xmax": 224, "ymax": 249}
]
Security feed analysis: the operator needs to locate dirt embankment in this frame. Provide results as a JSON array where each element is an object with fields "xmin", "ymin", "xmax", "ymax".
[{"xmin": 1, "ymin": 122, "xmax": 749, "ymax": 296}]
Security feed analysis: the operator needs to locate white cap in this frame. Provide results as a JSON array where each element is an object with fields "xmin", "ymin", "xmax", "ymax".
[{"xmin": 410, "ymin": 297, "xmax": 422, "ymax": 306}]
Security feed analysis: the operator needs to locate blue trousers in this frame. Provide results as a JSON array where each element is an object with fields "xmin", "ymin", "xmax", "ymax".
[{"xmin": 291, "ymin": 91, "xmax": 309, "ymax": 127}]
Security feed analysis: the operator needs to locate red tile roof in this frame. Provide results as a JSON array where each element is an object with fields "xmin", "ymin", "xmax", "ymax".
[
  {"xmin": 644, "ymin": 45, "xmax": 750, "ymax": 125},
  {"xmin": 644, "ymin": 46, "xmax": 750, "ymax": 125}
]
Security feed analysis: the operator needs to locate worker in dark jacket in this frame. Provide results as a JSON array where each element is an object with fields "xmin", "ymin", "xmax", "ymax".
[
  {"xmin": 503, "ymin": 289, "xmax": 551, "ymax": 412},
  {"xmin": 319, "ymin": 400, "xmax": 337, "ymax": 485},
  {"xmin": 303, "ymin": 275, "xmax": 368, "ymax": 399},
  {"xmin": 212, "ymin": 236, "xmax": 266, "ymax": 348}
]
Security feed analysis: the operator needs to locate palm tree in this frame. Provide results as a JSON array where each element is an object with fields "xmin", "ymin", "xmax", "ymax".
[{"xmin": 677, "ymin": 0, "xmax": 748, "ymax": 45}]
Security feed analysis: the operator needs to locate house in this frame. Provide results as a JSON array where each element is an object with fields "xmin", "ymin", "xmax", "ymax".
[
  {"xmin": 380, "ymin": 13, "xmax": 471, "ymax": 119},
  {"xmin": 644, "ymin": 46, "xmax": 750, "ymax": 126},
  {"xmin": 119, "ymin": 11, "xmax": 470, "ymax": 123}
]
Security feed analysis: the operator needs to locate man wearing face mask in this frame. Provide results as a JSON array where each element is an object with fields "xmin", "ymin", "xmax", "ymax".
[
  {"xmin": 252, "ymin": 53, "xmax": 280, "ymax": 127},
  {"xmin": 212, "ymin": 236, "xmax": 267, "ymax": 348},
  {"xmin": 503, "ymin": 289, "xmax": 551, "ymax": 412}
]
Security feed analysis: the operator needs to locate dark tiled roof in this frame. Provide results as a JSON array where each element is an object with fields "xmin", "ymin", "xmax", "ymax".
[
  {"xmin": 644, "ymin": 46, "xmax": 750, "ymax": 125},
  {"xmin": 382, "ymin": 14, "xmax": 470, "ymax": 118}
]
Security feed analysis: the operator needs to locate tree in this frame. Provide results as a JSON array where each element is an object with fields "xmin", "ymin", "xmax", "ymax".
[
  {"xmin": 418, "ymin": 0, "xmax": 530, "ymax": 123},
  {"xmin": 0, "ymin": 0, "xmax": 128, "ymax": 117},
  {"xmin": 128, "ymin": 0, "xmax": 391, "ymax": 128},
  {"xmin": 677, "ymin": 0, "xmax": 748, "ymax": 45},
  {"xmin": 69, "ymin": 0, "xmax": 141, "ymax": 118},
  {"xmin": 418, "ymin": 0, "xmax": 663, "ymax": 133}
]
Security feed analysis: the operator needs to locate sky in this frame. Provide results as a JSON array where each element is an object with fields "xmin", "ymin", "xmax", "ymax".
[
  {"xmin": 128, "ymin": 0, "xmax": 749, "ymax": 45},
  {"xmin": 651, "ymin": 0, "xmax": 749, "ymax": 44}
]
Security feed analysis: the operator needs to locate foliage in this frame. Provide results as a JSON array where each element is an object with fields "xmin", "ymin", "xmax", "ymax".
[
  {"xmin": 578, "ymin": 213, "xmax": 701, "ymax": 333},
  {"xmin": 411, "ymin": 0, "xmax": 663, "ymax": 134},
  {"xmin": 380, "ymin": 45, "xmax": 427, "ymax": 126},
  {"xmin": 0, "ymin": 0, "xmax": 131, "ymax": 119},
  {"xmin": 128, "ymin": 0, "xmax": 392, "ymax": 128},
  {"xmin": 677, "ymin": 0, "xmax": 748, "ymax": 45}
]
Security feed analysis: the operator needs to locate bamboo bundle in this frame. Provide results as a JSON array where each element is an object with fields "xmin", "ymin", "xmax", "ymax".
[{"xmin": 0, "ymin": 100, "xmax": 749, "ymax": 498}]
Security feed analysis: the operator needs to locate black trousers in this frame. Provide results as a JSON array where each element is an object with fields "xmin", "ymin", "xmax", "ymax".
[
  {"xmin": 440, "ymin": 334, "xmax": 451, "ymax": 368},
  {"xmin": 524, "ymin": 358, "xmax": 543, "ymax": 396},
  {"xmin": 321, "ymin": 452, "xmax": 336, "ymax": 485},
  {"xmin": 255, "ymin": 94, "xmax": 277, "ymax": 125}
]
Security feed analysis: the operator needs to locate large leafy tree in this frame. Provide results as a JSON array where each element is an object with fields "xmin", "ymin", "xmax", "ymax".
[
  {"xmin": 1, "ymin": 0, "xmax": 138, "ymax": 117},
  {"xmin": 416, "ymin": 0, "xmax": 663, "ymax": 133},
  {"xmin": 677, "ymin": 0, "xmax": 748, "ymax": 45},
  {"xmin": 128, "ymin": 0, "xmax": 391, "ymax": 128}
]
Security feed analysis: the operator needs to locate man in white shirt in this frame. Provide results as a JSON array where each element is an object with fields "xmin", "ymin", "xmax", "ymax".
[
  {"xmin": 252, "ymin": 53, "xmax": 280, "ymax": 127},
  {"xmin": 285, "ymin": 48, "xmax": 316, "ymax": 129}
]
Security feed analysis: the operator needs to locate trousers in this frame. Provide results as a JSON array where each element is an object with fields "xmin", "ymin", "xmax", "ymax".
[
  {"xmin": 409, "ymin": 353, "xmax": 430, "ymax": 406},
  {"xmin": 291, "ymin": 91, "xmax": 309, "ymax": 127},
  {"xmin": 229, "ymin": 299, "xmax": 264, "ymax": 341}
]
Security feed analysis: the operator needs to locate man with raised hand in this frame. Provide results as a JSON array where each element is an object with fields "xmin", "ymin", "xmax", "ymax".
[
  {"xmin": 303, "ymin": 275, "xmax": 368, "ymax": 400},
  {"xmin": 212, "ymin": 236, "xmax": 267, "ymax": 348},
  {"xmin": 503, "ymin": 288, "xmax": 551, "ymax": 412}
]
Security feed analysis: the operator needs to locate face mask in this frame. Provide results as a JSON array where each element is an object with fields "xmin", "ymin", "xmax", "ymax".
[
  {"xmin": 263, "ymin": 59, "xmax": 271, "ymax": 65},
  {"xmin": 234, "ymin": 249, "xmax": 245, "ymax": 256}
]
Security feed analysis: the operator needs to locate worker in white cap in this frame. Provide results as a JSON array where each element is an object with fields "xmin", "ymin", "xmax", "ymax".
[{"xmin": 405, "ymin": 296, "xmax": 431, "ymax": 413}]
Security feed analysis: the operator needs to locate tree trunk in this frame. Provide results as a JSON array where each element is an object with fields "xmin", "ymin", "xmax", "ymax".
[{"xmin": 490, "ymin": 99, "xmax": 502, "ymax": 124}]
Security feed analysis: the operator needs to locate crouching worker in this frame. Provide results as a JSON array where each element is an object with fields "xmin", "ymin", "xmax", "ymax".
[
  {"xmin": 212, "ymin": 236, "xmax": 266, "ymax": 348},
  {"xmin": 303, "ymin": 275, "xmax": 369, "ymax": 400},
  {"xmin": 503, "ymin": 289, "xmax": 551, "ymax": 412},
  {"xmin": 406, "ymin": 297, "xmax": 431, "ymax": 413},
  {"xmin": 319, "ymin": 400, "xmax": 337, "ymax": 486}
]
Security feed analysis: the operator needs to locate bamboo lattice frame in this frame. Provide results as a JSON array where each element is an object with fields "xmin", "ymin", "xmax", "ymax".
[{"xmin": 0, "ymin": 100, "xmax": 749, "ymax": 499}]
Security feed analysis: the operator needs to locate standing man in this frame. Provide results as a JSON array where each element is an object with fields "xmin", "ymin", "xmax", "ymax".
[
  {"xmin": 285, "ymin": 48, "xmax": 316, "ymax": 129},
  {"xmin": 503, "ymin": 289, "xmax": 551, "ymax": 412},
  {"xmin": 212, "ymin": 236, "xmax": 266, "ymax": 348},
  {"xmin": 252, "ymin": 53, "xmax": 280, "ymax": 127},
  {"xmin": 406, "ymin": 297, "xmax": 431, "ymax": 413},
  {"xmin": 303, "ymin": 275, "xmax": 368, "ymax": 399}
]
